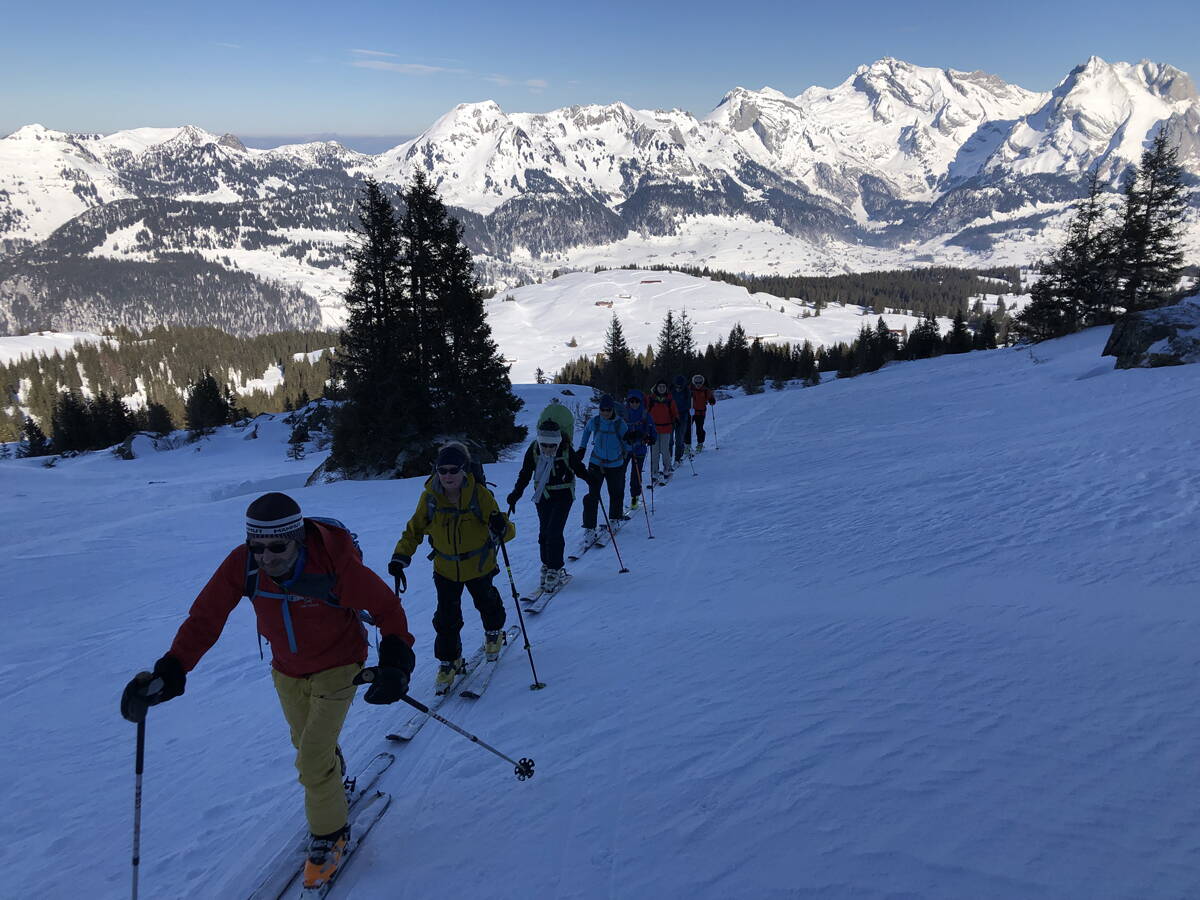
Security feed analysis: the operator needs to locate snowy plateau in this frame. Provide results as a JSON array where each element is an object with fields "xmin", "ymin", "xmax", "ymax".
[
  {"xmin": 2, "ymin": 325, "xmax": 1199, "ymax": 899},
  {"xmin": 0, "ymin": 56, "xmax": 1198, "ymax": 335}
]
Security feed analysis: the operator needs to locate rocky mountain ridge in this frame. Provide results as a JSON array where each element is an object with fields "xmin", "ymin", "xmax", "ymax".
[{"xmin": 0, "ymin": 56, "xmax": 1196, "ymax": 335}]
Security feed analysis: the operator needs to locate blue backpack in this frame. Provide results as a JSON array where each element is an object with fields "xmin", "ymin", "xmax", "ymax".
[{"xmin": 242, "ymin": 517, "xmax": 375, "ymax": 658}]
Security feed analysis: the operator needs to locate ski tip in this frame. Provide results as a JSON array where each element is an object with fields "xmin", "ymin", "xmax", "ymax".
[{"xmin": 385, "ymin": 733, "xmax": 410, "ymax": 742}]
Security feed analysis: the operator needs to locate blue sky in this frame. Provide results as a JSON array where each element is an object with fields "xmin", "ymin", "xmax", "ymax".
[{"xmin": 2, "ymin": 0, "xmax": 1196, "ymax": 142}]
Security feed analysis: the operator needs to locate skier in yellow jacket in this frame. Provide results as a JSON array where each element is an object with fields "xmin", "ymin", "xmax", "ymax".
[{"xmin": 389, "ymin": 442, "xmax": 516, "ymax": 692}]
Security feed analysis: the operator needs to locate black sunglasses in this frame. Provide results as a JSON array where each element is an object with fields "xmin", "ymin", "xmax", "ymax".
[
  {"xmin": 437, "ymin": 465, "xmax": 463, "ymax": 475},
  {"xmin": 247, "ymin": 540, "xmax": 291, "ymax": 555},
  {"xmin": 626, "ymin": 398, "xmax": 641, "ymax": 404}
]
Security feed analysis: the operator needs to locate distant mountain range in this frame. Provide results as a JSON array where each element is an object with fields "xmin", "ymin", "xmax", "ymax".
[{"xmin": 1, "ymin": 56, "xmax": 1197, "ymax": 336}]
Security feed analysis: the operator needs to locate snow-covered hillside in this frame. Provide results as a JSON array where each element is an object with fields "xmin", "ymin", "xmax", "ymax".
[
  {"xmin": 488, "ymin": 268, "xmax": 1023, "ymax": 383},
  {"xmin": 3, "ymin": 331, "xmax": 1199, "ymax": 898}
]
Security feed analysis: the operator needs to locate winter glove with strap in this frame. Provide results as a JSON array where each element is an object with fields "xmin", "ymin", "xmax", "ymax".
[
  {"xmin": 488, "ymin": 510, "xmax": 508, "ymax": 538},
  {"xmin": 120, "ymin": 653, "xmax": 185, "ymax": 723},
  {"xmin": 353, "ymin": 635, "xmax": 415, "ymax": 705}
]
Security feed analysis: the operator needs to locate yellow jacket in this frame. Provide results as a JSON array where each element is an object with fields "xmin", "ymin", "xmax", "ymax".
[{"xmin": 391, "ymin": 474, "xmax": 516, "ymax": 582}]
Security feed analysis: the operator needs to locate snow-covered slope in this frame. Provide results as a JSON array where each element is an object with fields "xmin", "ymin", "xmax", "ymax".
[
  {"xmin": 3, "ymin": 331, "xmax": 1199, "ymax": 898},
  {"xmin": 487, "ymin": 268, "xmax": 1016, "ymax": 383}
]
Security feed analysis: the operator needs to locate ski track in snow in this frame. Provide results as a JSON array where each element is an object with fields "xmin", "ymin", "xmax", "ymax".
[{"xmin": 3, "ymin": 339, "xmax": 1200, "ymax": 898}]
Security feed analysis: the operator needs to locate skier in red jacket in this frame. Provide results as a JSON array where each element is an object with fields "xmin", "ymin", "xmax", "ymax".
[
  {"xmin": 689, "ymin": 374, "xmax": 717, "ymax": 451},
  {"xmin": 120, "ymin": 492, "xmax": 415, "ymax": 891},
  {"xmin": 647, "ymin": 379, "xmax": 680, "ymax": 485}
]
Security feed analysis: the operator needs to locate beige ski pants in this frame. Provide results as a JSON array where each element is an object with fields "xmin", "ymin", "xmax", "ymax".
[{"xmin": 271, "ymin": 662, "xmax": 360, "ymax": 836}]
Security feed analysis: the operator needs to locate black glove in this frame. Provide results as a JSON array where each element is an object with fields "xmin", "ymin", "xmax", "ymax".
[
  {"xmin": 120, "ymin": 653, "xmax": 185, "ymax": 723},
  {"xmin": 353, "ymin": 635, "xmax": 415, "ymax": 704},
  {"xmin": 354, "ymin": 665, "xmax": 410, "ymax": 704},
  {"xmin": 387, "ymin": 558, "xmax": 408, "ymax": 578},
  {"xmin": 506, "ymin": 491, "xmax": 520, "ymax": 512},
  {"xmin": 644, "ymin": 434, "xmax": 655, "ymax": 446},
  {"xmin": 488, "ymin": 510, "xmax": 508, "ymax": 537}
]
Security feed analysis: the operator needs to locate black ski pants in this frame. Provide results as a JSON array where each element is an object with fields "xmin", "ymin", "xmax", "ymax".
[
  {"xmin": 432, "ymin": 571, "xmax": 505, "ymax": 662},
  {"xmin": 628, "ymin": 454, "xmax": 647, "ymax": 499},
  {"xmin": 582, "ymin": 461, "xmax": 626, "ymax": 529},
  {"xmin": 672, "ymin": 415, "xmax": 689, "ymax": 461},
  {"xmin": 693, "ymin": 410, "xmax": 708, "ymax": 444},
  {"xmin": 536, "ymin": 490, "xmax": 574, "ymax": 569}
]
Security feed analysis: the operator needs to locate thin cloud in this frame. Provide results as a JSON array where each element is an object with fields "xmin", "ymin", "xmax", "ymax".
[
  {"xmin": 485, "ymin": 74, "xmax": 550, "ymax": 92},
  {"xmin": 350, "ymin": 48, "xmax": 400, "ymax": 58},
  {"xmin": 352, "ymin": 60, "xmax": 466, "ymax": 75}
]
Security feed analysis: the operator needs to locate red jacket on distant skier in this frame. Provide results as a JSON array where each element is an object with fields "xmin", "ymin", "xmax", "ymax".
[
  {"xmin": 647, "ymin": 391, "xmax": 680, "ymax": 434},
  {"xmin": 690, "ymin": 384, "xmax": 716, "ymax": 413}
]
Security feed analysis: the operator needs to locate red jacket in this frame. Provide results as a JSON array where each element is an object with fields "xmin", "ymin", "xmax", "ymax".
[
  {"xmin": 647, "ymin": 392, "xmax": 679, "ymax": 434},
  {"xmin": 690, "ymin": 385, "xmax": 716, "ymax": 413},
  {"xmin": 169, "ymin": 520, "xmax": 414, "ymax": 678}
]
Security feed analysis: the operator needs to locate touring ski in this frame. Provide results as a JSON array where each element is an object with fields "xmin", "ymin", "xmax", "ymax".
[
  {"xmin": 246, "ymin": 752, "xmax": 394, "ymax": 900},
  {"xmin": 385, "ymin": 646, "xmax": 486, "ymax": 742},
  {"xmin": 522, "ymin": 573, "xmax": 573, "ymax": 614},
  {"xmin": 458, "ymin": 625, "xmax": 523, "ymax": 699}
]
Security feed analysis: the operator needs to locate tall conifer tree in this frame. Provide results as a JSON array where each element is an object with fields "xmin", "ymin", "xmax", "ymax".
[{"xmin": 331, "ymin": 179, "xmax": 423, "ymax": 474}]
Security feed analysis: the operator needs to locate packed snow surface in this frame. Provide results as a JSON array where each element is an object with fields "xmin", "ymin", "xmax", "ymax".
[{"xmin": 2, "ymin": 329, "xmax": 1199, "ymax": 898}]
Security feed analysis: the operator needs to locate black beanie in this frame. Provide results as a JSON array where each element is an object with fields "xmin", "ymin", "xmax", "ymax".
[
  {"xmin": 246, "ymin": 492, "xmax": 305, "ymax": 541},
  {"xmin": 435, "ymin": 443, "xmax": 470, "ymax": 469}
]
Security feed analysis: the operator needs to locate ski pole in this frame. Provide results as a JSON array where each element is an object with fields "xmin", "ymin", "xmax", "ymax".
[
  {"xmin": 711, "ymin": 405, "xmax": 719, "ymax": 451},
  {"xmin": 632, "ymin": 462, "xmax": 654, "ymax": 539},
  {"xmin": 131, "ymin": 717, "xmax": 145, "ymax": 900},
  {"xmin": 597, "ymin": 499, "xmax": 630, "ymax": 574},
  {"xmin": 495, "ymin": 536, "xmax": 546, "ymax": 690},
  {"xmin": 361, "ymin": 676, "xmax": 536, "ymax": 780},
  {"xmin": 686, "ymin": 447, "xmax": 697, "ymax": 477},
  {"xmin": 394, "ymin": 572, "xmax": 406, "ymax": 595},
  {"xmin": 127, "ymin": 670, "xmax": 161, "ymax": 900}
]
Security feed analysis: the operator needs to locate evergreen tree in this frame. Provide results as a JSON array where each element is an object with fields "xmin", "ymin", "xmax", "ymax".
[
  {"xmin": 973, "ymin": 314, "xmax": 999, "ymax": 350},
  {"xmin": 946, "ymin": 310, "xmax": 973, "ymax": 354},
  {"xmin": 1113, "ymin": 131, "xmax": 1189, "ymax": 311},
  {"xmin": 51, "ymin": 392, "xmax": 93, "ymax": 452},
  {"xmin": 287, "ymin": 419, "xmax": 310, "ymax": 460},
  {"xmin": 420, "ymin": 174, "xmax": 524, "ymax": 454},
  {"xmin": 1012, "ymin": 279, "xmax": 1078, "ymax": 343},
  {"xmin": 678, "ymin": 310, "xmax": 696, "ymax": 371},
  {"xmin": 330, "ymin": 179, "xmax": 423, "ymax": 474},
  {"xmin": 742, "ymin": 339, "xmax": 766, "ymax": 394},
  {"xmin": 599, "ymin": 313, "xmax": 634, "ymax": 399},
  {"xmin": 874, "ymin": 318, "xmax": 900, "ymax": 369},
  {"xmin": 145, "ymin": 402, "xmax": 175, "ymax": 436},
  {"xmin": 796, "ymin": 341, "xmax": 816, "ymax": 382},
  {"xmin": 19, "ymin": 417, "xmax": 50, "ymax": 457},
  {"xmin": 656, "ymin": 310, "xmax": 688, "ymax": 377},
  {"xmin": 535, "ymin": 368, "xmax": 547, "ymax": 385},
  {"xmin": 906, "ymin": 312, "xmax": 943, "ymax": 359},
  {"xmin": 724, "ymin": 323, "xmax": 749, "ymax": 383},
  {"xmin": 185, "ymin": 370, "xmax": 233, "ymax": 435}
]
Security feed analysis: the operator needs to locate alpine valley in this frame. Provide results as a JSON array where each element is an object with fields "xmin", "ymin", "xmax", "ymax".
[{"xmin": 1, "ymin": 56, "xmax": 1198, "ymax": 336}]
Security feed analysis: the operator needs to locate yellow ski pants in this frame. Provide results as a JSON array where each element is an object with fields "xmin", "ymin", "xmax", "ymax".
[{"xmin": 271, "ymin": 662, "xmax": 360, "ymax": 836}]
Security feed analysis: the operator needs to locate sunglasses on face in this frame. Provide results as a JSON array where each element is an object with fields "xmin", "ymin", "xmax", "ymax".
[
  {"xmin": 247, "ymin": 540, "xmax": 291, "ymax": 555},
  {"xmin": 437, "ymin": 465, "xmax": 463, "ymax": 475},
  {"xmin": 538, "ymin": 442, "xmax": 559, "ymax": 452},
  {"xmin": 626, "ymin": 398, "xmax": 641, "ymax": 404}
]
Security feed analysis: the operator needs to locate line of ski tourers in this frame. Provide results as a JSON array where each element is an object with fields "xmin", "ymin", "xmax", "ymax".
[{"xmin": 116, "ymin": 374, "xmax": 718, "ymax": 897}]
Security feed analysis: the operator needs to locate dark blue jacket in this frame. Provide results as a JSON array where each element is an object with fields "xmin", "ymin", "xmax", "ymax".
[{"xmin": 622, "ymin": 389, "xmax": 655, "ymax": 459}]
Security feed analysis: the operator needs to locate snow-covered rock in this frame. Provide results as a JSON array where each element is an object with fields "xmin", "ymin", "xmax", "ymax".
[{"xmin": 1102, "ymin": 296, "xmax": 1200, "ymax": 367}]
